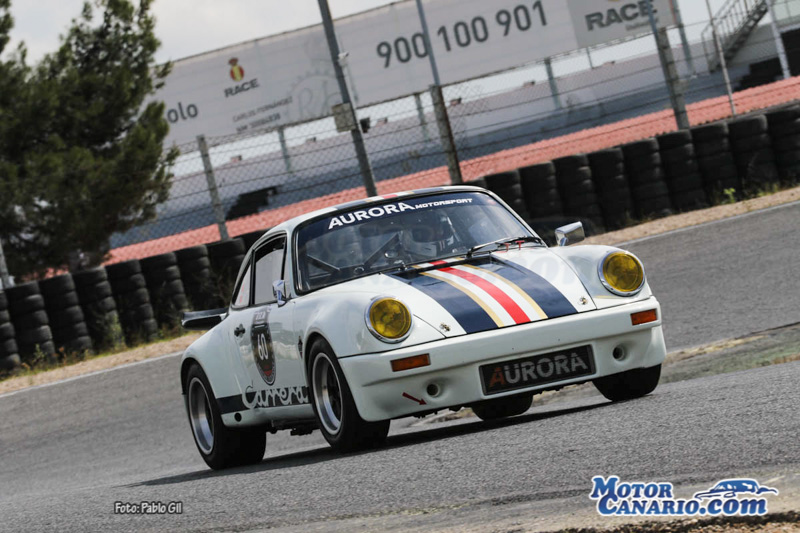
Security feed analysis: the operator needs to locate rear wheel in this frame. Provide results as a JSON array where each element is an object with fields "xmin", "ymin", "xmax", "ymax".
[
  {"xmin": 309, "ymin": 338, "xmax": 389, "ymax": 451},
  {"xmin": 593, "ymin": 364, "xmax": 661, "ymax": 402},
  {"xmin": 471, "ymin": 394, "xmax": 533, "ymax": 421},
  {"xmin": 185, "ymin": 363, "xmax": 265, "ymax": 469}
]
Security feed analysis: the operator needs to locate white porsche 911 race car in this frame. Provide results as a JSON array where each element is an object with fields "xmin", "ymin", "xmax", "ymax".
[{"xmin": 181, "ymin": 186, "xmax": 666, "ymax": 469}]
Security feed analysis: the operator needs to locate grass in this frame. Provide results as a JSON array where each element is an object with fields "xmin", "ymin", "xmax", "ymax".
[{"xmin": 0, "ymin": 324, "xmax": 187, "ymax": 384}]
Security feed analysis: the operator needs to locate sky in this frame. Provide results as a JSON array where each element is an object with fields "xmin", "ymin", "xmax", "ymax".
[{"xmin": 5, "ymin": 0, "xmax": 726, "ymax": 66}]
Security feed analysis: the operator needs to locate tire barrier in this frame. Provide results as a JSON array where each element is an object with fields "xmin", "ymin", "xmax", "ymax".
[
  {"xmin": 207, "ymin": 238, "xmax": 247, "ymax": 306},
  {"xmin": 518, "ymin": 163, "xmax": 567, "ymax": 244},
  {"xmin": 106, "ymin": 260, "xmax": 159, "ymax": 345},
  {"xmin": 728, "ymin": 115, "xmax": 779, "ymax": 195},
  {"xmin": 0, "ymin": 291, "xmax": 21, "ymax": 370},
  {"xmin": 73, "ymin": 267, "xmax": 124, "ymax": 351},
  {"xmin": 691, "ymin": 123, "xmax": 740, "ymax": 203},
  {"xmin": 40, "ymin": 274, "xmax": 93, "ymax": 355},
  {"xmin": 553, "ymin": 155, "xmax": 605, "ymax": 232},
  {"xmin": 240, "ymin": 229, "xmax": 267, "ymax": 252},
  {"xmin": 766, "ymin": 105, "xmax": 800, "ymax": 186},
  {"xmin": 5, "ymin": 282, "xmax": 56, "ymax": 361},
  {"xmin": 482, "ymin": 171, "xmax": 531, "ymax": 223},
  {"xmin": 140, "ymin": 253, "xmax": 190, "ymax": 330},
  {"xmin": 656, "ymin": 131, "xmax": 708, "ymax": 212},
  {"xmin": 621, "ymin": 139, "xmax": 673, "ymax": 220},
  {"xmin": 175, "ymin": 245, "xmax": 217, "ymax": 311},
  {"xmin": 587, "ymin": 148, "xmax": 634, "ymax": 230}
]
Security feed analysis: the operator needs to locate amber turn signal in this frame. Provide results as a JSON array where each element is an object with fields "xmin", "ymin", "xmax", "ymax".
[
  {"xmin": 631, "ymin": 309, "xmax": 658, "ymax": 326},
  {"xmin": 391, "ymin": 354, "xmax": 430, "ymax": 372}
]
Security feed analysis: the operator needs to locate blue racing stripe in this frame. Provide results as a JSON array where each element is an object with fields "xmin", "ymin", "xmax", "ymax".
[
  {"xmin": 388, "ymin": 272, "xmax": 496, "ymax": 333},
  {"xmin": 485, "ymin": 258, "xmax": 577, "ymax": 318}
]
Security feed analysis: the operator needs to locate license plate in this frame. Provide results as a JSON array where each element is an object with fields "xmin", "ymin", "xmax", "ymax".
[{"xmin": 480, "ymin": 345, "xmax": 595, "ymax": 395}]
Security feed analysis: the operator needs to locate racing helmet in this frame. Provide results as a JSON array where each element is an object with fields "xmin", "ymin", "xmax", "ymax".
[{"xmin": 402, "ymin": 210, "xmax": 455, "ymax": 258}]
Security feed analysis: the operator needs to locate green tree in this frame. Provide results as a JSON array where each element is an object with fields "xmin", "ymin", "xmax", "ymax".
[{"xmin": 0, "ymin": 0, "xmax": 177, "ymax": 277}]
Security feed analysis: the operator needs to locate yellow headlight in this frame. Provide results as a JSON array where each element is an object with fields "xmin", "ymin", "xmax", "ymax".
[
  {"xmin": 368, "ymin": 298, "xmax": 412, "ymax": 341},
  {"xmin": 601, "ymin": 252, "xmax": 644, "ymax": 295}
]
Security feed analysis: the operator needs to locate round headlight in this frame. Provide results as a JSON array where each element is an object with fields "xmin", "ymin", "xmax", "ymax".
[
  {"xmin": 600, "ymin": 251, "xmax": 645, "ymax": 296},
  {"xmin": 367, "ymin": 297, "xmax": 412, "ymax": 342}
]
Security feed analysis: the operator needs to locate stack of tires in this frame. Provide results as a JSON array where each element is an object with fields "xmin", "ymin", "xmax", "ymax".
[
  {"xmin": 518, "ymin": 163, "xmax": 565, "ymax": 244},
  {"xmin": 587, "ymin": 148, "xmax": 633, "ymax": 230},
  {"xmin": 5, "ymin": 282, "xmax": 55, "ymax": 362},
  {"xmin": 766, "ymin": 106, "xmax": 800, "ymax": 186},
  {"xmin": 40, "ymin": 275, "xmax": 93, "ymax": 355},
  {"xmin": 728, "ymin": 115, "xmax": 779, "ymax": 195},
  {"xmin": 207, "ymin": 239, "xmax": 247, "ymax": 306},
  {"xmin": 176, "ymin": 245, "xmax": 217, "ymax": 311},
  {"xmin": 483, "ymin": 171, "xmax": 531, "ymax": 223},
  {"xmin": 656, "ymin": 131, "xmax": 708, "ymax": 211},
  {"xmin": 106, "ymin": 260, "xmax": 159, "ymax": 345},
  {"xmin": 0, "ymin": 291, "xmax": 20, "ymax": 370},
  {"xmin": 519, "ymin": 163, "xmax": 563, "ymax": 219},
  {"xmin": 240, "ymin": 230, "xmax": 267, "ymax": 252},
  {"xmin": 73, "ymin": 268, "xmax": 123, "ymax": 351},
  {"xmin": 691, "ymin": 123, "xmax": 740, "ymax": 203},
  {"xmin": 140, "ymin": 253, "xmax": 189, "ymax": 330},
  {"xmin": 553, "ymin": 155, "xmax": 605, "ymax": 232},
  {"xmin": 621, "ymin": 139, "xmax": 673, "ymax": 219}
]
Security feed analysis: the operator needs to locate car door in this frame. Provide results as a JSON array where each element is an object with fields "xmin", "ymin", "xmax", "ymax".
[{"xmin": 232, "ymin": 235, "xmax": 311, "ymax": 418}]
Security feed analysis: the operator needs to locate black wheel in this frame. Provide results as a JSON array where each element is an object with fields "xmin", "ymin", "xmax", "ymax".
[
  {"xmin": 695, "ymin": 138, "xmax": 731, "ymax": 159},
  {"xmin": 471, "ymin": 394, "xmax": 533, "ymax": 421},
  {"xmin": 185, "ymin": 363, "xmax": 266, "ymax": 470},
  {"xmin": 175, "ymin": 245, "xmax": 209, "ymax": 262},
  {"xmin": 484, "ymin": 170, "xmax": 520, "ymax": 190},
  {"xmin": 106, "ymin": 260, "xmax": 142, "ymax": 280},
  {"xmin": 141, "ymin": 253, "xmax": 177, "ymax": 271},
  {"xmin": 308, "ymin": 338, "xmax": 389, "ymax": 452},
  {"xmin": 593, "ymin": 364, "xmax": 661, "ymax": 402}
]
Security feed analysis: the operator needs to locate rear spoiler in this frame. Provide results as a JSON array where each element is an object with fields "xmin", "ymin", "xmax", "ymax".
[{"xmin": 181, "ymin": 308, "xmax": 228, "ymax": 331}]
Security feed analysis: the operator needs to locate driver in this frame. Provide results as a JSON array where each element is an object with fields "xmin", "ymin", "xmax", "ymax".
[{"xmin": 401, "ymin": 210, "xmax": 457, "ymax": 259}]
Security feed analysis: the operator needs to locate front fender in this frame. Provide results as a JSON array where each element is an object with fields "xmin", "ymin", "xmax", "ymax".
[
  {"xmin": 295, "ymin": 290, "xmax": 445, "ymax": 360},
  {"xmin": 549, "ymin": 245, "xmax": 654, "ymax": 309}
]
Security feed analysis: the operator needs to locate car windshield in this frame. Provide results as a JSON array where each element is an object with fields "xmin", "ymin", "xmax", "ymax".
[{"xmin": 295, "ymin": 191, "xmax": 535, "ymax": 292}]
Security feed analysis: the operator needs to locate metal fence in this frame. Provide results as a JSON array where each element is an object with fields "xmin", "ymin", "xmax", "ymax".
[{"xmin": 105, "ymin": 7, "xmax": 800, "ymax": 263}]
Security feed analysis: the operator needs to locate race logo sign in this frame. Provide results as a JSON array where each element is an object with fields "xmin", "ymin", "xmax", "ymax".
[{"xmin": 251, "ymin": 310, "xmax": 276, "ymax": 385}]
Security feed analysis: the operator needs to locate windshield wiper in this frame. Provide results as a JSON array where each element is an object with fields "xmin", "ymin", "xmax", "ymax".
[{"xmin": 467, "ymin": 235, "xmax": 544, "ymax": 258}]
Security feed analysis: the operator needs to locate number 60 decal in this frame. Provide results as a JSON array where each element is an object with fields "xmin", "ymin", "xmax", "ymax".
[{"xmin": 251, "ymin": 310, "xmax": 276, "ymax": 386}]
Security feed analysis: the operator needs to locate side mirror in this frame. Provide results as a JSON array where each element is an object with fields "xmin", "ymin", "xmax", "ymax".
[
  {"xmin": 273, "ymin": 280, "xmax": 287, "ymax": 307},
  {"xmin": 555, "ymin": 222, "xmax": 585, "ymax": 247},
  {"xmin": 181, "ymin": 308, "xmax": 227, "ymax": 331}
]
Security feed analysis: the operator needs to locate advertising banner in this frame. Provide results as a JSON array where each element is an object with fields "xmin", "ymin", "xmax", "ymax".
[{"xmin": 155, "ymin": 0, "xmax": 676, "ymax": 145}]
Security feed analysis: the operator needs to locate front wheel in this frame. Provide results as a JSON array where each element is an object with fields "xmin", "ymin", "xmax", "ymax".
[
  {"xmin": 185, "ymin": 363, "xmax": 266, "ymax": 470},
  {"xmin": 308, "ymin": 338, "xmax": 389, "ymax": 451},
  {"xmin": 593, "ymin": 364, "xmax": 661, "ymax": 402},
  {"xmin": 471, "ymin": 393, "xmax": 533, "ymax": 421}
]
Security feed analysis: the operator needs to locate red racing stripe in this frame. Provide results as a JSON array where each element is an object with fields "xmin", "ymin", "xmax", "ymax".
[{"xmin": 440, "ymin": 267, "xmax": 530, "ymax": 323}]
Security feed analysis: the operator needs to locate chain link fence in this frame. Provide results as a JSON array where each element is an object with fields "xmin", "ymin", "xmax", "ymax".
[{"xmin": 106, "ymin": 6, "xmax": 800, "ymax": 263}]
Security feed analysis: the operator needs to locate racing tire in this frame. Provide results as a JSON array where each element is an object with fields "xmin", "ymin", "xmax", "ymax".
[
  {"xmin": 0, "ymin": 354, "xmax": 21, "ymax": 371},
  {"xmin": 185, "ymin": 363, "xmax": 266, "ymax": 470},
  {"xmin": 471, "ymin": 393, "xmax": 533, "ymax": 421},
  {"xmin": 308, "ymin": 338, "xmax": 389, "ymax": 452},
  {"xmin": 593, "ymin": 364, "xmax": 661, "ymax": 402}
]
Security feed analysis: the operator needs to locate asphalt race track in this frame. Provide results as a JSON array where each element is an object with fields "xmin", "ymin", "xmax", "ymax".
[{"xmin": 1, "ymin": 202, "xmax": 799, "ymax": 532}]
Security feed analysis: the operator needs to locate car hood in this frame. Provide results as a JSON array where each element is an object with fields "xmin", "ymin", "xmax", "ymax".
[{"xmin": 319, "ymin": 248, "xmax": 597, "ymax": 338}]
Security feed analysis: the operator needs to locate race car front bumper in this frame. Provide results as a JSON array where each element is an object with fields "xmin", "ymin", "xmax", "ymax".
[{"xmin": 339, "ymin": 297, "xmax": 666, "ymax": 421}]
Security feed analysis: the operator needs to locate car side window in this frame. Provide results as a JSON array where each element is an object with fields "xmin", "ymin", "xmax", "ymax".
[
  {"xmin": 232, "ymin": 263, "xmax": 252, "ymax": 309},
  {"xmin": 253, "ymin": 236, "xmax": 286, "ymax": 305}
]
